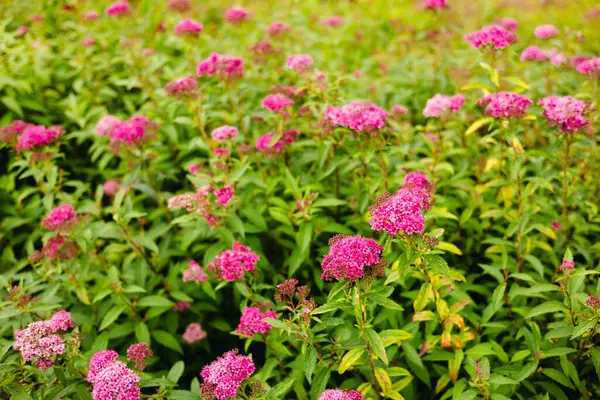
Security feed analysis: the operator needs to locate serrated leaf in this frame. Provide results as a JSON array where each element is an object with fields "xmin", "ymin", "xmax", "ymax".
[
  {"xmin": 338, "ymin": 348, "xmax": 365, "ymax": 374},
  {"xmin": 526, "ymin": 301, "xmax": 567, "ymax": 319},
  {"xmin": 365, "ymin": 328, "xmax": 388, "ymax": 365}
]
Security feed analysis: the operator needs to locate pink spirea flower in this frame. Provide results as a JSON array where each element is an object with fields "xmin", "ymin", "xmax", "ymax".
[
  {"xmin": 285, "ymin": 54, "xmax": 314, "ymax": 73},
  {"xmin": 424, "ymin": 0, "xmax": 447, "ymax": 10},
  {"xmin": 559, "ymin": 259, "xmax": 574, "ymax": 271},
  {"xmin": 211, "ymin": 126, "xmax": 239, "ymax": 142},
  {"xmin": 261, "ymin": 94, "xmax": 294, "ymax": 112},
  {"xmin": 464, "ymin": 25, "xmax": 517, "ymax": 49},
  {"xmin": 477, "ymin": 92, "xmax": 532, "ymax": 119},
  {"xmin": 87, "ymin": 350, "xmax": 119, "ymax": 383},
  {"xmin": 499, "ymin": 18, "xmax": 518, "ymax": 31},
  {"xmin": 183, "ymin": 323, "xmax": 207, "ymax": 344},
  {"xmin": 13, "ymin": 321, "xmax": 66, "ymax": 370},
  {"xmin": 49, "ymin": 310, "xmax": 74, "ymax": 332},
  {"xmin": 103, "ymin": 179, "xmax": 122, "ymax": 196},
  {"xmin": 267, "ymin": 22, "xmax": 291, "ymax": 36},
  {"xmin": 96, "ymin": 115, "xmax": 121, "ymax": 136},
  {"xmin": 16, "ymin": 26, "xmax": 29, "ymax": 36},
  {"xmin": 84, "ymin": 11, "xmax": 100, "ymax": 22},
  {"xmin": 322, "ymin": 16, "xmax": 344, "ymax": 27},
  {"xmin": 208, "ymin": 241, "xmax": 260, "ymax": 282},
  {"xmin": 369, "ymin": 187, "xmax": 432, "ymax": 236},
  {"xmin": 214, "ymin": 147, "xmax": 230, "ymax": 157},
  {"xmin": 587, "ymin": 296, "xmax": 600, "ymax": 310},
  {"xmin": 403, "ymin": 172, "xmax": 431, "ymax": 191},
  {"xmin": 200, "ymin": 350, "xmax": 255, "ymax": 400},
  {"xmin": 183, "ymin": 260, "xmax": 209, "ymax": 283},
  {"xmin": 41, "ymin": 204, "xmax": 76, "ymax": 231},
  {"xmin": 255, "ymin": 129, "xmax": 299, "ymax": 154},
  {"xmin": 552, "ymin": 220, "xmax": 562, "ymax": 230},
  {"xmin": 110, "ymin": 116, "xmax": 154, "ymax": 143},
  {"xmin": 225, "ymin": 8, "xmax": 250, "ymax": 24},
  {"xmin": 174, "ymin": 19, "xmax": 203, "ymax": 36},
  {"xmin": 42, "ymin": 235, "xmax": 67, "ymax": 260},
  {"xmin": 167, "ymin": 0, "xmax": 191, "ymax": 12},
  {"xmin": 423, "ymin": 94, "xmax": 465, "ymax": 117},
  {"xmin": 321, "ymin": 235, "xmax": 383, "ymax": 281},
  {"xmin": 319, "ymin": 389, "xmax": 365, "ymax": 400},
  {"xmin": 520, "ymin": 46, "xmax": 548, "ymax": 62},
  {"xmin": 235, "ymin": 307, "xmax": 277, "ymax": 337},
  {"xmin": 534, "ymin": 24, "xmax": 559, "ymax": 39},
  {"xmin": 172, "ymin": 301, "xmax": 191, "ymax": 312},
  {"xmin": 91, "ymin": 360, "xmax": 140, "ymax": 400},
  {"xmin": 83, "ymin": 36, "xmax": 95, "ymax": 47},
  {"xmin": 0, "ymin": 120, "xmax": 27, "ymax": 143},
  {"xmin": 537, "ymin": 96, "xmax": 589, "ymax": 133},
  {"xmin": 576, "ymin": 57, "xmax": 600, "ymax": 75},
  {"xmin": 197, "ymin": 53, "xmax": 244, "ymax": 79},
  {"xmin": 16, "ymin": 124, "xmax": 63, "ymax": 151},
  {"xmin": 165, "ymin": 76, "xmax": 197, "ymax": 97},
  {"xmin": 324, "ymin": 102, "xmax": 388, "ymax": 133},
  {"xmin": 105, "ymin": 1, "xmax": 130, "ymax": 17},
  {"xmin": 127, "ymin": 343, "xmax": 152, "ymax": 371},
  {"xmin": 214, "ymin": 186, "xmax": 234, "ymax": 206},
  {"xmin": 391, "ymin": 105, "xmax": 409, "ymax": 116}
]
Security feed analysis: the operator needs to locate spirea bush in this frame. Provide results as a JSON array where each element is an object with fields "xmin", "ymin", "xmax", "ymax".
[{"xmin": 1, "ymin": 0, "xmax": 600, "ymax": 399}]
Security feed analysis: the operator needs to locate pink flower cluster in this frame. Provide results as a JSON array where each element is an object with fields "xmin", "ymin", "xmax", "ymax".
[
  {"xmin": 520, "ymin": 46, "xmax": 548, "ymax": 62},
  {"xmin": 174, "ymin": 19, "xmax": 203, "ymax": 36},
  {"xmin": 477, "ymin": 92, "xmax": 532, "ymax": 119},
  {"xmin": 16, "ymin": 124, "xmax": 64, "ymax": 151},
  {"xmin": 255, "ymin": 130, "xmax": 299, "ymax": 154},
  {"xmin": 96, "ymin": 115, "xmax": 121, "ymax": 136},
  {"xmin": 225, "ymin": 8, "xmax": 250, "ymax": 24},
  {"xmin": 534, "ymin": 24, "xmax": 559, "ymax": 39},
  {"xmin": 172, "ymin": 301, "xmax": 191, "ymax": 312},
  {"xmin": 576, "ymin": 57, "xmax": 600, "ymax": 75},
  {"xmin": 127, "ymin": 342, "xmax": 152, "ymax": 371},
  {"xmin": 499, "ymin": 18, "xmax": 518, "ymax": 31},
  {"xmin": 538, "ymin": 96, "xmax": 589, "ymax": 133},
  {"xmin": 0, "ymin": 120, "xmax": 26, "ymax": 143},
  {"xmin": 200, "ymin": 350, "xmax": 255, "ymax": 400},
  {"xmin": 369, "ymin": 187, "xmax": 432, "ymax": 236},
  {"xmin": 404, "ymin": 172, "xmax": 432, "ymax": 191},
  {"xmin": 391, "ymin": 105, "xmax": 409, "ymax": 116},
  {"xmin": 424, "ymin": 0, "xmax": 447, "ymax": 10},
  {"xmin": 324, "ymin": 102, "xmax": 388, "ymax": 133},
  {"xmin": 285, "ymin": 54, "xmax": 314, "ymax": 73},
  {"xmin": 236, "ymin": 306, "xmax": 277, "ymax": 337},
  {"xmin": 559, "ymin": 259, "xmax": 575, "ymax": 272},
  {"xmin": 464, "ymin": 25, "xmax": 517, "ymax": 49},
  {"xmin": 109, "ymin": 116, "xmax": 155, "ymax": 144},
  {"xmin": 197, "ymin": 53, "xmax": 244, "ymax": 79},
  {"xmin": 105, "ymin": 1, "xmax": 130, "ymax": 17},
  {"xmin": 322, "ymin": 16, "xmax": 344, "ymax": 28},
  {"xmin": 183, "ymin": 323, "xmax": 207, "ymax": 344},
  {"xmin": 267, "ymin": 22, "xmax": 291, "ymax": 36},
  {"xmin": 84, "ymin": 11, "xmax": 100, "ymax": 22},
  {"xmin": 165, "ymin": 76, "xmax": 198, "ymax": 97},
  {"xmin": 423, "ymin": 94, "xmax": 465, "ymax": 117},
  {"xmin": 319, "ymin": 389, "xmax": 364, "ymax": 400},
  {"xmin": 321, "ymin": 235, "xmax": 383, "ymax": 281},
  {"xmin": 41, "ymin": 204, "xmax": 77, "ymax": 231},
  {"xmin": 13, "ymin": 311, "xmax": 73, "ymax": 370},
  {"xmin": 208, "ymin": 241, "xmax": 260, "ymax": 281},
  {"xmin": 89, "ymin": 360, "xmax": 140, "ymax": 400},
  {"xmin": 214, "ymin": 186, "xmax": 235, "ymax": 206},
  {"xmin": 40, "ymin": 235, "xmax": 77, "ymax": 261},
  {"xmin": 103, "ymin": 179, "xmax": 124, "ymax": 196},
  {"xmin": 211, "ymin": 126, "xmax": 239, "ymax": 142},
  {"xmin": 261, "ymin": 94, "xmax": 294, "ymax": 112}
]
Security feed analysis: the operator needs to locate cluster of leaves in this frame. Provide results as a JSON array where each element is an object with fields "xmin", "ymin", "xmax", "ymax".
[{"xmin": 0, "ymin": 0, "xmax": 600, "ymax": 399}]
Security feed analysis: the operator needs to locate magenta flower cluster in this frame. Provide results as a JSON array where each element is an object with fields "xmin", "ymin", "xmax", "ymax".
[
  {"xmin": 319, "ymin": 389, "xmax": 365, "ymax": 400},
  {"xmin": 324, "ymin": 102, "xmax": 388, "ymax": 133},
  {"xmin": 464, "ymin": 25, "xmax": 518, "ymax": 49},
  {"xmin": 16, "ymin": 124, "xmax": 64, "ymax": 151},
  {"xmin": 165, "ymin": 76, "xmax": 198, "ymax": 97},
  {"xmin": 200, "ymin": 350, "xmax": 255, "ymax": 400},
  {"xmin": 423, "ymin": 94, "xmax": 465, "ymax": 117},
  {"xmin": 41, "ymin": 204, "xmax": 76, "ymax": 231},
  {"xmin": 369, "ymin": 186, "xmax": 432, "ymax": 236},
  {"xmin": 184, "ymin": 261, "xmax": 208, "ymax": 285},
  {"xmin": 520, "ymin": 46, "xmax": 548, "ymax": 62},
  {"xmin": 534, "ymin": 24, "xmax": 559, "ymax": 39},
  {"xmin": 174, "ymin": 19, "xmax": 203, "ymax": 36},
  {"xmin": 105, "ymin": 1, "xmax": 130, "ymax": 17},
  {"xmin": 208, "ymin": 241, "xmax": 260, "ymax": 281},
  {"xmin": 197, "ymin": 53, "xmax": 245, "ymax": 80},
  {"xmin": 576, "ymin": 57, "xmax": 600, "ymax": 75},
  {"xmin": 261, "ymin": 93, "xmax": 294, "ymax": 112},
  {"xmin": 214, "ymin": 186, "xmax": 235, "ymax": 206},
  {"xmin": 225, "ymin": 8, "xmax": 250, "ymax": 24},
  {"xmin": 211, "ymin": 125, "xmax": 239, "ymax": 142},
  {"xmin": 126, "ymin": 342, "xmax": 152, "ymax": 371},
  {"xmin": 477, "ymin": 92, "xmax": 532, "ymax": 119},
  {"xmin": 86, "ymin": 349, "xmax": 140, "ymax": 400},
  {"xmin": 255, "ymin": 130, "xmax": 299, "ymax": 154},
  {"xmin": 183, "ymin": 323, "xmax": 207, "ymax": 344},
  {"xmin": 98, "ymin": 115, "xmax": 155, "ymax": 144},
  {"xmin": 236, "ymin": 306, "xmax": 277, "ymax": 337},
  {"xmin": 285, "ymin": 54, "xmax": 314, "ymax": 73},
  {"xmin": 424, "ymin": 0, "xmax": 447, "ymax": 10},
  {"xmin": 404, "ymin": 171, "xmax": 431, "ymax": 191},
  {"xmin": 321, "ymin": 235, "xmax": 383, "ymax": 281},
  {"xmin": 538, "ymin": 96, "xmax": 589, "ymax": 133},
  {"xmin": 267, "ymin": 21, "xmax": 291, "ymax": 36}
]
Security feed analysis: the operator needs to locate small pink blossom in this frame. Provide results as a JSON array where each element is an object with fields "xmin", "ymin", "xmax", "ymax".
[
  {"xmin": 16, "ymin": 124, "xmax": 64, "ymax": 151},
  {"xmin": 285, "ymin": 54, "xmax": 314, "ymax": 73},
  {"xmin": 424, "ymin": 0, "xmax": 447, "ymax": 10},
  {"xmin": 183, "ymin": 323, "xmax": 207, "ymax": 344},
  {"xmin": 41, "ymin": 204, "xmax": 77, "ymax": 231},
  {"xmin": 559, "ymin": 259, "xmax": 574, "ymax": 271},
  {"xmin": 208, "ymin": 242, "xmax": 260, "ymax": 282},
  {"xmin": 267, "ymin": 21, "xmax": 291, "ymax": 36},
  {"xmin": 49, "ymin": 310, "xmax": 74, "ymax": 332},
  {"xmin": 82, "ymin": 36, "xmax": 95, "ymax": 47},
  {"xmin": 127, "ymin": 342, "xmax": 152, "ymax": 371},
  {"xmin": 499, "ymin": 18, "xmax": 518, "ymax": 31},
  {"xmin": 403, "ymin": 172, "xmax": 432, "ymax": 191},
  {"xmin": 165, "ymin": 76, "xmax": 198, "ymax": 97},
  {"xmin": 183, "ymin": 260, "xmax": 209, "ymax": 283},
  {"xmin": 91, "ymin": 361, "xmax": 140, "ymax": 400},
  {"xmin": 261, "ymin": 94, "xmax": 294, "ymax": 112},
  {"xmin": 321, "ymin": 235, "xmax": 383, "ymax": 281},
  {"xmin": 211, "ymin": 126, "xmax": 239, "ymax": 142},
  {"xmin": 236, "ymin": 306, "xmax": 277, "ymax": 337},
  {"xmin": 172, "ymin": 301, "xmax": 191, "ymax": 312},
  {"xmin": 520, "ymin": 46, "xmax": 548, "ymax": 62},
  {"xmin": 549, "ymin": 51, "xmax": 567, "ymax": 66},
  {"xmin": 87, "ymin": 350, "xmax": 119, "ymax": 383},
  {"xmin": 576, "ymin": 57, "xmax": 600, "ymax": 75},
  {"xmin": 103, "ymin": 179, "xmax": 122, "ymax": 196},
  {"xmin": 109, "ymin": 115, "xmax": 155, "ymax": 144},
  {"xmin": 369, "ymin": 187, "xmax": 432, "ymax": 236},
  {"xmin": 322, "ymin": 16, "xmax": 344, "ymax": 27},
  {"xmin": 534, "ymin": 24, "xmax": 559, "ymax": 39},
  {"xmin": 197, "ymin": 53, "xmax": 244, "ymax": 79},
  {"xmin": 174, "ymin": 19, "xmax": 203, "ymax": 36},
  {"xmin": 16, "ymin": 26, "xmax": 29, "ymax": 36},
  {"xmin": 255, "ymin": 130, "xmax": 299, "ymax": 154},
  {"xmin": 105, "ymin": 1, "xmax": 130, "ymax": 17},
  {"xmin": 391, "ymin": 105, "xmax": 409, "ymax": 116},
  {"xmin": 83, "ymin": 11, "xmax": 100, "ymax": 22},
  {"xmin": 30, "ymin": 15, "xmax": 45, "ymax": 23},
  {"xmin": 141, "ymin": 47, "xmax": 155, "ymax": 57},
  {"xmin": 225, "ymin": 8, "xmax": 250, "ymax": 24},
  {"xmin": 214, "ymin": 147, "xmax": 230, "ymax": 157},
  {"xmin": 96, "ymin": 115, "xmax": 121, "ymax": 136},
  {"xmin": 423, "ymin": 94, "xmax": 465, "ymax": 117},
  {"xmin": 324, "ymin": 102, "xmax": 388, "ymax": 133},
  {"xmin": 477, "ymin": 92, "xmax": 532, "ymax": 119},
  {"xmin": 214, "ymin": 186, "xmax": 234, "ymax": 206},
  {"xmin": 538, "ymin": 96, "xmax": 589, "ymax": 133},
  {"xmin": 200, "ymin": 350, "xmax": 255, "ymax": 400},
  {"xmin": 13, "ymin": 321, "xmax": 66, "ymax": 370},
  {"xmin": 167, "ymin": 0, "xmax": 191, "ymax": 12},
  {"xmin": 552, "ymin": 220, "xmax": 562, "ymax": 230},
  {"xmin": 319, "ymin": 389, "xmax": 364, "ymax": 400},
  {"xmin": 464, "ymin": 25, "xmax": 517, "ymax": 49}
]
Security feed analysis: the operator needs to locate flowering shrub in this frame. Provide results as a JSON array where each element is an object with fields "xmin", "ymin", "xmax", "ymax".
[{"xmin": 1, "ymin": 1, "xmax": 600, "ymax": 400}]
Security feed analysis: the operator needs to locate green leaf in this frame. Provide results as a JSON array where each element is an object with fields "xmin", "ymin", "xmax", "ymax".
[
  {"xmin": 313, "ymin": 198, "xmax": 347, "ymax": 207},
  {"xmin": 403, "ymin": 343, "xmax": 430, "ymax": 387},
  {"xmin": 100, "ymin": 305, "xmax": 127, "ymax": 331},
  {"xmin": 137, "ymin": 295, "xmax": 175, "ymax": 308},
  {"xmin": 283, "ymin": 168, "xmax": 301, "ymax": 198},
  {"xmin": 152, "ymin": 330, "xmax": 183, "ymax": 354},
  {"xmin": 369, "ymin": 292, "xmax": 404, "ymax": 311},
  {"xmin": 310, "ymin": 367, "xmax": 330, "ymax": 400},
  {"xmin": 542, "ymin": 368, "xmax": 575, "ymax": 389},
  {"xmin": 266, "ymin": 377, "xmax": 295, "ymax": 400},
  {"xmin": 338, "ymin": 348, "xmax": 365, "ymax": 374},
  {"xmin": 516, "ymin": 362, "xmax": 537, "ymax": 382},
  {"xmin": 590, "ymin": 348, "xmax": 600, "ymax": 381},
  {"xmin": 542, "ymin": 347, "xmax": 576, "ymax": 358},
  {"xmin": 135, "ymin": 323, "xmax": 151, "ymax": 344},
  {"xmin": 489, "ymin": 375, "xmax": 517, "ymax": 385},
  {"xmin": 365, "ymin": 328, "xmax": 388, "ymax": 365},
  {"xmin": 168, "ymin": 361, "xmax": 185, "ymax": 383},
  {"xmin": 570, "ymin": 320, "xmax": 595, "ymax": 340},
  {"xmin": 525, "ymin": 301, "xmax": 567, "ymax": 319},
  {"xmin": 305, "ymin": 346, "xmax": 317, "ymax": 384},
  {"xmin": 133, "ymin": 235, "xmax": 159, "ymax": 254},
  {"xmin": 296, "ymin": 222, "xmax": 312, "ymax": 254}
]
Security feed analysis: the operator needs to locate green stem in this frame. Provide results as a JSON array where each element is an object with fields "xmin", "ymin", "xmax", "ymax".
[{"xmin": 355, "ymin": 282, "xmax": 381, "ymax": 398}]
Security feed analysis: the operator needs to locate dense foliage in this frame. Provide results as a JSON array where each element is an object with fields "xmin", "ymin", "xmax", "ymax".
[{"xmin": 1, "ymin": 0, "xmax": 600, "ymax": 399}]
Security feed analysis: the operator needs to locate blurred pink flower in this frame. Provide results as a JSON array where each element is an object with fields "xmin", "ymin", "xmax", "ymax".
[
  {"xmin": 267, "ymin": 21, "xmax": 291, "ymax": 36},
  {"xmin": 534, "ymin": 24, "xmax": 559, "ymax": 39},
  {"xmin": 235, "ymin": 306, "xmax": 277, "ymax": 337},
  {"xmin": 183, "ymin": 323, "xmax": 207, "ymax": 343},
  {"xmin": 165, "ymin": 76, "xmax": 198, "ymax": 97},
  {"xmin": 197, "ymin": 53, "xmax": 244, "ymax": 79},
  {"xmin": 464, "ymin": 25, "xmax": 517, "ymax": 49},
  {"xmin": 41, "ymin": 204, "xmax": 77, "ymax": 231},
  {"xmin": 538, "ymin": 96, "xmax": 589, "ymax": 133},
  {"xmin": 499, "ymin": 17, "xmax": 518, "ymax": 31},
  {"xmin": 225, "ymin": 8, "xmax": 250, "ymax": 24},
  {"xmin": 477, "ymin": 92, "xmax": 532, "ymax": 119},
  {"xmin": 96, "ymin": 115, "xmax": 121, "ymax": 136},
  {"xmin": 424, "ymin": 0, "xmax": 447, "ymax": 10},
  {"xmin": 286, "ymin": 54, "xmax": 314, "ymax": 73},
  {"xmin": 423, "ymin": 94, "xmax": 465, "ymax": 117},
  {"xmin": 322, "ymin": 16, "xmax": 344, "ymax": 27},
  {"xmin": 261, "ymin": 94, "xmax": 294, "ymax": 112},
  {"xmin": 324, "ymin": 102, "xmax": 388, "ymax": 133},
  {"xmin": 211, "ymin": 126, "xmax": 239, "ymax": 142},
  {"xmin": 167, "ymin": 0, "xmax": 191, "ymax": 12},
  {"xmin": 183, "ymin": 260, "xmax": 209, "ymax": 283},
  {"xmin": 105, "ymin": 1, "xmax": 130, "ymax": 17},
  {"xmin": 174, "ymin": 19, "xmax": 203, "ymax": 36}
]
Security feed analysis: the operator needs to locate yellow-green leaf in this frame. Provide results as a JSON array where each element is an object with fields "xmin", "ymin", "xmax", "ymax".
[{"xmin": 338, "ymin": 348, "xmax": 365, "ymax": 374}]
